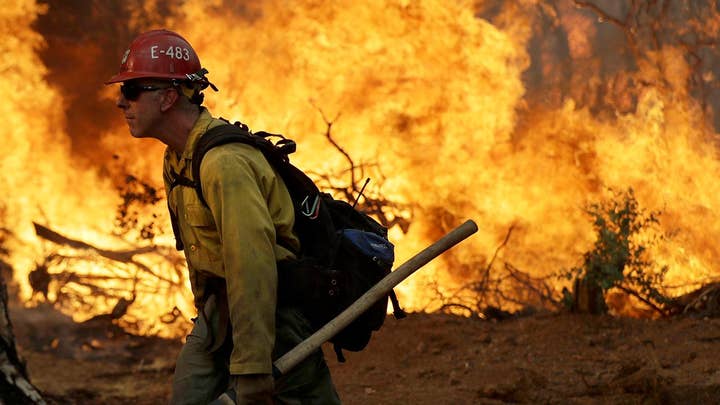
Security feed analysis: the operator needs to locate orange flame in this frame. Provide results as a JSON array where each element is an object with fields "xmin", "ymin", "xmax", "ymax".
[{"xmin": 2, "ymin": 1, "xmax": 720, "ymax": 336}]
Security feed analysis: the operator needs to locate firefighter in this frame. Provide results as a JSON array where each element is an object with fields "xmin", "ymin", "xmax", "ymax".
[{"xmin": 106, "ymin": 29, "xmax": 341, "ymax": 405}]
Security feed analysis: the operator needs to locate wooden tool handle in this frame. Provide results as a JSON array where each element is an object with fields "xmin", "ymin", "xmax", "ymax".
[{"xmin": 273, "ymin": 219, "xmax": 479, "ymax": 376}]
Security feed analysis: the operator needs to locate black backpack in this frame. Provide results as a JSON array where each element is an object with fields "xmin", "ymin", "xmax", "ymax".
[{"xmin": 170, "ymin": 120, "xmax": 405, "ymax": 361}]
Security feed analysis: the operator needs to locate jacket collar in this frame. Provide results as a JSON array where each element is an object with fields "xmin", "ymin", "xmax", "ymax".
[
  {"xmin": 164, "ymin": 107, "xmax": 216, "ymax": 179},
  {"xmin": 181, "ymin": 107, "xmax": 215, "ymax": 160}
]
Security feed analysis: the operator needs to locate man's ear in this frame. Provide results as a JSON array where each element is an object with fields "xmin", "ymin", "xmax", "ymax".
[{"xmin": 159, "ymin": 88, "xmax": 180, "ymax": 112}]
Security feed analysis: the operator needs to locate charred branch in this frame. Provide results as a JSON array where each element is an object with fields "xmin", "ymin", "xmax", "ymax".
[
  {"xmin": 475, "ymin": 224, "xmax": 516, "ymax": 302},
  {"xmin": 0, "ymin": 270, "xmax": 46, "ymax": 404},
  {"xmin": 426, "ymin": 225, "xmax": 560, "ymax": 319},
  {"xmin": 614, "ymin": 284, "xmax": 667, "ymax": 316},
  {"xmin": 667, "ymin": 282, "xmax": 720, "ymax": 318},
  {"xmin": 310, "ymin": 100, "xmax": 354, "ymax": 187},
  {"xmin": 34, "ymin": 222, "xmax": 153, "ymax": 262},
  {"xmin": 308, "ymin": 103, "xmax": 412, "ymax": 233},
  {"xmin": 437, "ymin": 302, "xmax": 479, "ymax": 319},
  {"xmin": 573, "ymin": 1, "xmax": 626, "ymax": 28},
  {"xmin": 114, "ymin": 173, "xmax": 164, "ymax": 243},
  {"xmin": 29, "ymin": 222, "xmax": 187, "ymax": 334},
  {"xmin": 33, "ymin": 222, "xmax": 176, "ymax": 284},
  {"xmin": 503, "ymin": 262, "xmax": 562, "ymax": 310},
  {"xmin": 574, "ymin": 0, "xmax": 720, "ymax": 127}
]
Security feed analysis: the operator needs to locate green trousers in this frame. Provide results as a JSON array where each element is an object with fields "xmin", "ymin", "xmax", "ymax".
[{"xmin": 170, "ymin": 295, "xmax": 341, "ymax": 404}]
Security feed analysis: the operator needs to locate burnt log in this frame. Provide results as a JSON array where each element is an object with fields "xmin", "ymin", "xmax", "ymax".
[
  {"xmin": 572, "ymin": 277, "xmax": 608, "ymax": 314},
  {"xmin": 32, "ymin": 222, "xmax": 180, "ymax": 284},
  {"xmin": 0, "ymin": 268, "xmax": 46, "ymax": 404},
  {"xmin": 668, "ymin": 282, "xmax": 720, "ymax": 317}
]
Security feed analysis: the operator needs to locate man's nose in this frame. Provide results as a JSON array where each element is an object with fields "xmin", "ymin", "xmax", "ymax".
[{"xmin": 116, "ymin": 92, "xmax": 128, "ymax": 109}]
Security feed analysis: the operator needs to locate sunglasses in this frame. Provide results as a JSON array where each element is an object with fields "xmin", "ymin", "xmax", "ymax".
[{"xmin": 120, "ymin": 83, "xmax": 171, "ymax": 101}]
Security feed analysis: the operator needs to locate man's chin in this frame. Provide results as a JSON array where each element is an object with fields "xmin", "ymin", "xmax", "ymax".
[{"xmin": 128, "ymin": 128, "xmax": 146, "ymax": 138}]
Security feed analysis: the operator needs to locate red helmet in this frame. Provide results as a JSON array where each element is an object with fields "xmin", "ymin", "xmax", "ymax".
[{"xmin": 106, "ymin": 29, "xmax": 207, "ymax": 84}]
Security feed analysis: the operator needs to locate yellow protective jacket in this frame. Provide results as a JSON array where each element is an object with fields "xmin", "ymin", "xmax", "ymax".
[{"xmin": 163, "ymin": 108, "xmax": 300, "ymax": 375}]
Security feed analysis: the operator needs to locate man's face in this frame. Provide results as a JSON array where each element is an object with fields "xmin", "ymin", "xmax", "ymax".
[{"xmin": 115, "ymin": 80, "xmax": 172, "ymax": 138}]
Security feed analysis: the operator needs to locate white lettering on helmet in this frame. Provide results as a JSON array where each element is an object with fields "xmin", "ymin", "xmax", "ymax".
[{"xmin": 150, "ymin": 44, "xmax": 191, "ymax": 61}]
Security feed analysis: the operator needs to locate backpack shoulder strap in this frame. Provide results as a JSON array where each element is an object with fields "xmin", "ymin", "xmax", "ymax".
[
  {"xmin": 191, "ymin": 123, "xmax": 265, "ymax": 206},
  {"xmin": 192, "ymin": 122, "xmax": 318, "ymax": 208},
  {"xmin": 191, "ymin": 122, "xmax": 336, "ymax": 258}
]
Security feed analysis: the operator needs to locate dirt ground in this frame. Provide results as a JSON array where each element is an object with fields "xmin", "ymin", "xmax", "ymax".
[{"xmin": 9, "ymin": 301, "xmax": 720, "ymax": 405}]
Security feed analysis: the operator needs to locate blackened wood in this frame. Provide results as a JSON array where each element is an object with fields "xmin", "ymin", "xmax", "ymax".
[{"xmin": 0, "ymin": 269, "xmax": 46, "ymax": 404}]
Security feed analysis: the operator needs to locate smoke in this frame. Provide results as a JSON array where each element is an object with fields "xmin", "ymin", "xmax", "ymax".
[
  {"xmin": 32, "ymin": 1, "xmax": 720, "ymax": 176},
  {"xmin": 5, "ymin": 0, "xmax": 720, "ymax": 320}
]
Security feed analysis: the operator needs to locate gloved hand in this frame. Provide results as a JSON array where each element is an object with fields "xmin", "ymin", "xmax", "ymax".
[{"xmin": 232, "ymin": 373, "xmax": 274, "ymax": 405}]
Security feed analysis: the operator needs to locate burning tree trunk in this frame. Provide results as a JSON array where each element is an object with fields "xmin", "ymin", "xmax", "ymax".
[
  {"xmin": 0, "ymin": 271, "xmax": 45, "ymax": 404},
  {"xmin": 571, "ymin": 276, "xmax": 608, "ymax": 314}
]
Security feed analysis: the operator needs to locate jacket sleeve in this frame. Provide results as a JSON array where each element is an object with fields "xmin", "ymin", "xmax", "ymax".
[{"xmin": 199, "ymin": 145, "xmax": 277, "ymax": 375}]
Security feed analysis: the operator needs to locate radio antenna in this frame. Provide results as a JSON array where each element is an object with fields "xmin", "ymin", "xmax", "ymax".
[{"xmin": 352, "ymin": 178, "xmax": 371, "ymax": 208}]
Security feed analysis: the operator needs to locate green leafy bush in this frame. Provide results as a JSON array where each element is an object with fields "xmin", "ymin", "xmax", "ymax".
[{"xmin": 564, "ymin": 188, "xmax": 670, "ymax": 314}]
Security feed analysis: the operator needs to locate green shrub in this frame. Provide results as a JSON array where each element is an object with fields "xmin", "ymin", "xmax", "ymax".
[{"xmin": 564, "ymin": 188, "xmax": 670, "ymax": 314}]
